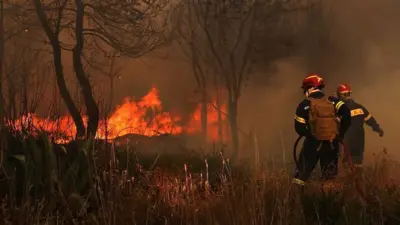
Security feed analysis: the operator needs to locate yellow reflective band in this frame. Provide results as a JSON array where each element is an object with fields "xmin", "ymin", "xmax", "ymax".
[
  {"xmin": 350, "ymin": 108, "xmax": 364, "ymax": 117},
  {"xmin": 292, "ymin": 178, "xmax": 305, "ymax": 186},
  {"xmin": 335, "ymin": 101, "xmax": 344, "ymax": 111},
  {"xmin": 294, "ymin": 115, "xmax": 306, "ymax": 124},
  {"xmin": 364, "ymin": 114, "xmax": 372, "ymax": 121},
  {"xmin": 354, "ymin": 164, "xmax": 363, "ymax": 168}
]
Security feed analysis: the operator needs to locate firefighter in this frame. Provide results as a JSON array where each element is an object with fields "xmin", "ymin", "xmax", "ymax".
[
  {"xmin": 336, "ymin": 84, "xmax": 384, "ymax": 168},
  {"xmin": 292, "ymin": 74, "xmax": 351, "ymax": 192}
]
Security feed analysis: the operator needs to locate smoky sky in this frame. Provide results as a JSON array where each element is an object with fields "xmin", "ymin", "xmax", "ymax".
[{"xmin": 6, "ymin": 0, "xmax": 400, "ymax": 161}]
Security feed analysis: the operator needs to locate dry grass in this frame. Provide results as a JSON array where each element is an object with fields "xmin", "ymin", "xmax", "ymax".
[{"xmin": 0, "ymin": 133, "xmax": 400, "ymax": 225}]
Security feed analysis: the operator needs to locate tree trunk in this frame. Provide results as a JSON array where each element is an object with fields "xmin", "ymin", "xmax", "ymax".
[
  {"xmin": 105, "ymin": 77, "xmax": 114, "ymax": 142},
  {"xmin": 213, "ymin": 72, "xmax": 223, "ymax": 145},
  {"xmin": 228, "ymin": 96, "xmax": 239, "ymax": 160},
  {"xmin": 53, "ymin": 45, "xmax": 86, "ymax": 138},
  {"xmin": 21, "ymin": 63, "xmax": 28, "ymax": 116},
  {"xmin": 200, "ymin": 88, "xmax": 208, "ymax": 145},
  {"xmin": 5, "ymin": 62, "xmax": 17, "ymax": 120},
  {"xmin": 0, "ymin": 0, "xmax": 5, "ymax": 128},
  {"xmin": 73, "ymin": 0, "xmax": 99, "ymax": 139},
  {"xmin": 216, "ymin": 92, "xmax": 223, "ymax": 145},
  {"xmin": 34, "ymin": 0, "xmax": 86, "ymax": 139}
]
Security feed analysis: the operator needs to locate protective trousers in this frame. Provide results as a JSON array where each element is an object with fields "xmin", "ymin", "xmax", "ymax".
[
  {"xmin": 343, "ymin": 129, "xmax": 365, "ymax": 165},
  {"xmin": 294, "ymin": 138, "xmax": 340, "ymax": 182}
]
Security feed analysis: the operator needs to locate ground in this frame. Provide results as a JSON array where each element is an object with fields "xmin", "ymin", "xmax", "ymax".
[{"xmin": 0, "ymin": 131, "xmax": 399, "ymax": 225}]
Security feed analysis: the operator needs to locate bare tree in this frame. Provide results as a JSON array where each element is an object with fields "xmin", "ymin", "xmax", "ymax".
[
  {"xmin": 0, "ymin": 0, "xmax": 32, "ymax": 125},
  {"xmin": 77, "ymin": 0, "xmax": 170, "ymax": 138},
  {"xmin": 2, "ymin": 43, "xmax": 50, "ymax": 120},
  {"xmin": 31, "ymin": 0, "xmax": 87, "ymax": 138},
  {"xmin": 175, "ymin": 0, "xmax": 316, "ymax": 158},
  {"xmin": 10, "ymin": 0, "xmax": 171, "ymax": 139},
  {"xmin": 90, "ymin": 50, "xmax": 123, "ymax": 142},
  {"xmin": 26, "ymin": 64, "xmax": 51, "ymax": 116},
  {"xmin": 4, "ymin": 45, "xmax": 22, "ymax": 120},
  {"xmin": 71, "ymin": 0, "xmax": 99, "ymax": 139},
  {"xmin": 2, "ymin": 37, "xmax": 30, "ymax": 118},
  {"xmin": 0, "ymin": 0, "xmax": 6, "ymax": 128},
  {"xmin": 174, "ymin": 3, "xmax": 212, "ymax": 145},
  {"xmin": 174, "ymin": 0, "xmax": 258, "ymax": 158}
]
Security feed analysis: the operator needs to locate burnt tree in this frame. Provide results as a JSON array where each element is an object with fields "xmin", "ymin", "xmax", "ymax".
[
  {"xmin": 75, "ymin": 0, "xmax": 169, "ymax": 138},
  {"xmin": 33, "ymin": 0, "xmax": 87, "ymax": 138},
  {"xmin": 72, "ymin": 0, "xmax": 99, "ymax": 139},
  {"xmin": 15, "ymin": 0, "xmax": 170, "ymax": 139}
]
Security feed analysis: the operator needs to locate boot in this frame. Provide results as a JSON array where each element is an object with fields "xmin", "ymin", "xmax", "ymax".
[{"xmin": 288, "ymin": 178, "xmax": 305, "ymax": 206}]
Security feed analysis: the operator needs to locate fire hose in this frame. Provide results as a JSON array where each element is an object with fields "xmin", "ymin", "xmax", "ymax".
[
  {"xmin": 340, "ymin": 140, "xmax": 356, "ymax": 174},
  {"xmin": 292, "ymin": 136, "xmax": 371, "ymax": 194},
  {"xmin": 293, "ymin": 136, "xmax": 355, "ymax": 173},
  {"xmin": 292, "ymin": 136, "xmax": 304, "ymax": 170}
]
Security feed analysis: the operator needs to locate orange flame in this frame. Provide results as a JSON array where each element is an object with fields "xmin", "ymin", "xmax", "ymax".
[
  {"xmin": 11, "ymin": 87, "xmax": 229, "ymax": 143},
  {"xmin": 98, "ymin": 87, "xmax": 184, "ymax": 139},
  {"xmin": 186, "ymin": 99, "xmax": 229, "ymax": 142}
]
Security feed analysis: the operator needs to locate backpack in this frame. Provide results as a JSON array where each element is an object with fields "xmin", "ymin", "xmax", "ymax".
[{"xmin": 308, "ymin": 96, "xmax": 339, "ymax": 141}]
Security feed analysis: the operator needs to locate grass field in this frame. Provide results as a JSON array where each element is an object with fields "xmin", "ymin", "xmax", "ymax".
[{"xmin": 0, "ymin": 130, "xmax": 399, "ymax": 225}]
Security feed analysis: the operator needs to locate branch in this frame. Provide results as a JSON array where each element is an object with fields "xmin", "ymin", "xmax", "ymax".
[
  {"xmin": 33, "ymin": 0, "xmax": 57, "ymax": 39},
  {"xmin": 55, "ymin": 0, "xmax": 69, "ymax": 34},
  {"xmin": 196, "ymin": 1, "xmax": 230, "ymax": 82}
]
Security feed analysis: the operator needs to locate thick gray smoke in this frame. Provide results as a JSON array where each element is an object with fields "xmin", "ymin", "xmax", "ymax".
[{"xmin": 234, "ymin": 0, "xmax": 400, "ymax": 163}]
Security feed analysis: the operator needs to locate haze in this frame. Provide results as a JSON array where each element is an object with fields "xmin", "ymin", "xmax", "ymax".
[
  {"xmin": 116, "ymin": 0, "xmax": 400, "ymax": 162},
  {"xmin": 3, "ymin": 0, "xmax": 400, "ymax": 163}
]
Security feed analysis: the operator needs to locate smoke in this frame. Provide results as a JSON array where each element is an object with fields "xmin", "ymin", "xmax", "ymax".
[
  {"xmin": 237, "ymin": 58, "xmax": 305, "ymax": 160},
  {"xmin": 323, "ymin": 0, "xmax": 400, "ymax": 161},
  {"xmin": 233, "ymin": 0, "xmax": 400, "ymax": 162},
  {"xmin": 21, "ymin": 0, "xmax": 400, "ymax": 162},
  {"xmin": 96, "ymin": 0, "xmax": 400, "ymax": 163}
]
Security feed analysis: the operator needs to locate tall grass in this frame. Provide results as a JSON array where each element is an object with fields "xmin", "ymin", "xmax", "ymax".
[{"xmin": 0, "ymin": 129, "xmax": 399, "ymax": 225}]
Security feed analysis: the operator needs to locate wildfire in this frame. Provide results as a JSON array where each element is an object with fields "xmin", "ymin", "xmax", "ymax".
[
  {"xmin": 11, "ymin": 87, "xmax": 229, "ymax": 143},
  {"xmin": 187, "ymin": 100, "xmax": 229, "ymax": 142}
]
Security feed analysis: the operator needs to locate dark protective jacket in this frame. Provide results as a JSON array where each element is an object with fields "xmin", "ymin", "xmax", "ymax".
[
  {"xmin": 294, "ymin": 91, "xmax": 351, "ymax": 139},
  {"xmin": 342, "ymin": 98, "xmax": 382, "ymax": 163},
  {"xmin": 292, "ymin": 90, "xmax": 351, "ymax": 182}
]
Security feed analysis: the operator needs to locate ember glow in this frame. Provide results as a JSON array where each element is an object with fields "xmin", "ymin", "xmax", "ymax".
[{"xmin": 11, "ymin": 87, "xmax": 229, "ymax": 143}]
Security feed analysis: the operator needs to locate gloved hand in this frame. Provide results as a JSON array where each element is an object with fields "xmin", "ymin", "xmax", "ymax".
[{"xmin": 378, "ymin": 128, "xmax": 384, "ymax": 137}]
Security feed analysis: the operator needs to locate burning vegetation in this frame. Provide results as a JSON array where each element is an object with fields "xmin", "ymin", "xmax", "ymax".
[
  {"xmin": 9, "ymin": 87, "xmax": 229, "ymax": 144},
  {"xmin": 0, "ymin": 0, "xmax": 400, "ymax": 224}
]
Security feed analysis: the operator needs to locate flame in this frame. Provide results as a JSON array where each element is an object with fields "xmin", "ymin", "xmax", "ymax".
[
  {"xmin": 11, "ymin": 87, "xmax": 229, "ymax": 143},
  {"xmin": 98, "ymin": 87, "xmax": 184, "ymax": 139},
  {"xmin": 186, "ymin": 99, "xmax": 229, "ymax": 142}
]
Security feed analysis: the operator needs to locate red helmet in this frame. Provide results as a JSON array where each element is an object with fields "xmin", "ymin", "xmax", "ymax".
[
  {"xmin": 301, "ymin": 74, "xmax": 325, "ymax": 90},
  {"xmin": 337, "ymin": 84, "xmax": 352, "ymax": 94}
]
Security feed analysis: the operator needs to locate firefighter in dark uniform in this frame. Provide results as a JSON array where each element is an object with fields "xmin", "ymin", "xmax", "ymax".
[
  {"xmin": 336, "ymin": 84, "xmax": 384, "ymax": 169},
  {"xmin": 292, "ymin": 75, "xmax": 351, "ymax": 191}
]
